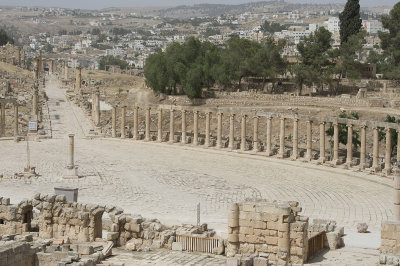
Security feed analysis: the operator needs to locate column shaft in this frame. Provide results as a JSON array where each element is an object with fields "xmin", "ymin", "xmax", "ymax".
[
  {"xmin": 193, "ymin": 111, "xmax": 198, "ymax": 145},
  {"xmin": 111, "ymin": 106, "xmax": 116, "ymax": 138},
  {"xmin": 319, "ymin": 122, "xmax": 325, "ymax": 162},
  {"xmin": 145, "ymin": 107, "xmax": 151, "ymax": 141},
  {"xmin": 181, "ymin": 110, "xmax": 187, "ymax": 144},
  {"xmin": 292, "ymin": 118, "xmax": 298, "ymax": 159},
  {"xmin": 169, "ymin": 109, "xmax": 175, "ymax": 143},
  {"xmin": 133, "ymin": 106, "xmax": 139, "ymax": 140},
  {"xmin": 13, "ymin": 105, "xmax": 18, "ymax": 137},
  {"xmin": 216, "ymin": 112, "xmax": 223, "ymax": 149},
  {"xmin": 205, "ymin": 112, "xmax": 211, "ymax": 147},
  {"xmin": 372, "ymin": 127, "xmax": 380, "ymax": 171},
  {"xmin": 120, "ymin": 106, "xmax": 126, "ymax": 139},
  {"xmin": 266, "ymin": 117, "xmax": 272, "ymax": 156},
  {"xmin": 240, "ymin": 115, "xmax": 247, "ymax": 151},
  {"xmin": 229, "ymin": 114, "xmax": 235, "ymax": 150},
  {"xmin": 68, "ymin": 134, "xmax": 74, "ymax": 169},
  {"xmin": 346, "ymin": 125, "xmax": 353, "ymax": 165},
  {"xmin": 157, "ymin": 108, "xmax": 163, "ymax": 142},
  {"xmin": 253, "ymin": 116, "xmax": 259, "ymax": 152},
  {"xmin": 278, "ymin": 118, "xmax": 285, "ymax": 158},
  {"xmin": 360, "ymin": 125, "xmax": 367, "ymax": 169},
  {"xmin": 385, "ymin": 128, "xmax": 392, "ymax": 175}
]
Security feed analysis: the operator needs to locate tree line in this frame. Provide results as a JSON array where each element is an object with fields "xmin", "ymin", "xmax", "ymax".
[{"xmin": 143, "ymin": 0, "xmax": 398, "ymax": 99}]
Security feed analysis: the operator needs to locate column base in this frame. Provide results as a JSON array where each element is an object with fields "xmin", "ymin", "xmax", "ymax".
[
  {"xmin": 330, "ymin": 160, "xmax": 340, "ymax": 166},
  {"xmin": 359, "ymin": 163, "xmax": 368, "ymax": 170},
  {"xmin": 277, "ymin": 153, "xmax": 286, "ymax": 159},
  {"xmin": 368, "ymin": 166, "xmax": 381, "ymax": 173},
  {"xmin": 317, "ymin": 157, "xmax": 326, "ymax": 164},
  {"xmin": 383, "ymin": 168, "xmax": 392, "ymax": 176},
  {"xmin": 63, "ymin": 167, "xmax": 79, "ymax": 179},
  {"xmin": 290, "ymin": 155, "xmax": 298, "ymax": 161},
  {"xmin": 265, "ymin": 151, "xmax": 273, "ymax": 157}
]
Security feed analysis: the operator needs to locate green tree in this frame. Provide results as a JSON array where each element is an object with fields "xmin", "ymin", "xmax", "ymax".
[
  {"xmin": 261, "ymin": 21, "xmax": 289, "ymax": 34},
  {"xmin": 0, "ymin": 29, "xmax": 14, "ymax": 46},
  {"xmin": 326, "ymin": 112, "xmax": 361, "ymax": 150},
  {"xmin": 295, "ymin": 27, "xmax": 333, "ymax": 94},
  {"xmin": 339, "ymin": 0, "xmax": 362, "ymax": 43},
  {"xmin": 99, "ymin": 55, "xmax": 129, "ymax": 70},
  {"xmin": 377, "ymin": 2, "xmax": 400, "ymax": 79},
  {"xmin": 144, "ymin": 51, "xmax": 168, "ymax": 94}
]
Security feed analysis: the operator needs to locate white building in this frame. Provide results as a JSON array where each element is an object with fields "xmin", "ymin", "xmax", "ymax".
[
  {"xmin": 324, "ymin": 17, "xmax": 340, "ymax": 34},
  {"xmin": 362, "ymin": 20, "xmax": 383, "ymax": 34}
]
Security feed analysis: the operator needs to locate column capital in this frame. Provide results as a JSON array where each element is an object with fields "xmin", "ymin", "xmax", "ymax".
[
  {"xmin": 347, "ymin": 124, "xmax": 353, "ymax": 128},
  {"xmin": 293, "ymin": 118, "xmax": 299, "ymax": 122},
  {"xmin": 280, "ymin": 117, "xmax": 285, "ymax": 121},
  {"xmin": 306, "ymin": 119, "xmax": 312, "ymax": 124},
  {"xmin": 386, "ymin": 127, "xmax": 392, "ymax": 132},
  {"xmin": 266, "ymin": 116, "xmax": 272, "ymax": 120},
  {"xmin": 230, "ymin": 113, "xmax": 236, "ymax": 118},
  {"xmin": 146, "ymin": 106, "xmax": 151, "ymax": 110},
  {"xmin": 361, "ymin": 124, "xmax": 367, "ymax": 129},
  {"xmin": 319, "ymin": 121, "xmax": 326, "ymax": 125},
  {"xmin": 241, "ymin": 114, "xmax": 247, "ymax": 118},
  {"xmin": 193, "ymin": 110, "xmax": 199, "ymax": 114},
  {"xmin": 181, "ymin": 109, "xmax": 187, "ymax": 113}
]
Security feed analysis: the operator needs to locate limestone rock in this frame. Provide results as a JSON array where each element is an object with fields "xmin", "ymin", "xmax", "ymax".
[{"xmin": 357, "ymin": 223, "xmax": 368, "ymax": 233}]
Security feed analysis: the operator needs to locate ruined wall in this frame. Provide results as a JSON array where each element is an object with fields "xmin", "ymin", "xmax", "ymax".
[
  {"xmin": 0, "ymin": 241, "xmax": 37, "ymax": 266},
  {"xmin": 380, "ymin": 220, "xmax": 400, "ymax": 264},
  {"xmin": 0, "ymin": 197, "xmax": 33, "ymax": 235},
  {"xmin": 32, "ymin": 193, "xmax": 104, "ymax": 243},
  {"xmin": 226, "ymin": 200, "xmax": 308, "ymax": 265}
]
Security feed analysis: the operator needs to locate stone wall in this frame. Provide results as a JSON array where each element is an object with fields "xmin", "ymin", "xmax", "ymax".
[
  {"xmin": 226, "ymin": 200, "xmax": 308, "ymax": 265},
  {"xmin": 380, "ymin": 220, "xmax": 400, "ymax": 264},
  {"xmin": 32, "ymin": 193, "xmax": 105, "ymax": 243},
  {"xmin": 0, "ymin": 197, "xmax": 33, "ymax": 235},
  {"xmin": 0, "ymin": 240, "xmax": 38, "ymax": 266}
]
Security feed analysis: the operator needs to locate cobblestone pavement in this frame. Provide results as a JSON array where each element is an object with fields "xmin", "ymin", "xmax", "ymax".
[{"xmin": 0, "ymin": 76, "xmax": 393, "ymax": 238}]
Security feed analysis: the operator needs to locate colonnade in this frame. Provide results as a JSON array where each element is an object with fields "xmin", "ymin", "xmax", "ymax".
[
  {"xmin": 109, "ymin": 105, "xmax": 400, "ymax": 175},
  {"xmin": 0, "ymin": 99, "xmax": 19, "ymax": 137}
]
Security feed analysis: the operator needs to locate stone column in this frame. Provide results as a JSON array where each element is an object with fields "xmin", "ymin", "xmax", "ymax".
[
  {"xmin": 266, "ymin": 116, "xmax": 272, "ymax": 156},
  {"xmin": 332, "ymin": 122, "xmax": 339, "ymax": 164},
  {"xmin": 157, "ymin": 108, "xmax": 163, "ymax": 142},
  {"xmin": 75, "ymin": 64, "xmax": 81, "ymax": 94},
  {"xmin": 32, "ymin": 86, "xmax": 38, "ymax": 116},
  {"xmin": 372, "ymin": 127, "xmax": 380, "ymax": 172},
  {"xmin": 278, "ymin": 117, "xmax": 285, "ymax": 158},
  {"xmin": 253, "ymin": 116, "xmax": 259, "ymax": 152},
  {"xmin": 277, "ymin": 206, "xmax": 291, "ymax": 266},
  {"xmin": 292, "ymin": 118, "xmax": 298, "ymax": 159},
  {"xmin": 181, "ymin": 109, "xmax": 187, "ymax": 144},
  {"xmin": 216, "ymin": 112, "xmax": 223, "ymax": 149},
  {"xmin": 133, "ymin": 105, "xmax": 139, "ymax": 140},
  {"xmin": 228, "ymin": 114, "xmax": 235, "ymax": 150},
  {"xmin": 0, "ymin": 103, "xmax": 5, "ymax": 137},
  {"xmin": 120, "ymin": 106, "xmax": 126, "ymax": 139},
  {"xmin": 305, "ymin": 120, "xmax": 313, "ymax": 161},
  {"xmin": 346, "ymin": 124, "xmax": 353, "ymax": 166},
  {"xmin": 396, "ymin": 130, "xmax": 400, "ymax": 163},
  {"xmin": 67, "ymin": 134, "xmax": 75, "ymax": 169},
  {"xmin": 240, "ymin": 115, "xmax": 247, "ymax": 151},
  {"xmin": 394, "ymin": 165, "xmax": 400, "ymax": 221},
  {"xmin": 111, "ymin": 106, "xmax": 116, "ymax": 138},
  {"xmin": 360, "ymin": 125, "xmax": 367, "ymax": 169},
  {"xmin": 193, "ymin": 110, "xmax": 198, "ymax": 145},
  {"xmin": 145, "ymin": 107, "xmax": 151, "ymax": 141},
  {"xmin": 64, "ymin": 61, "xmax": 68, "ymax": 80},
  {"xmin": 93, "ymin": 88, "xmax": 100, "ymax": 126},
  {"xmin": 205, "ymin": 111, "xmax": 211, "ymax": 147},
  {"xmin": 384, "ymin": 127, "xmax": 392, "ymax": 175},
  {"xmin": 227, "ymin": 203, "xmax": 240, "ymax": 256},
  {"xmin": 319, "ymin": 122, "xmax": 326, "ymax": 163},
  {"xmin": 13, "ymin": 104, "xmax": 18, "ymax": 137},
  {"xmin": 169, "ymin": 109, "xmax": 175, "ymax": 143}
]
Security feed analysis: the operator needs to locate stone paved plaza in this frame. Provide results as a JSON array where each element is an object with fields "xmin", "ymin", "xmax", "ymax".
[{"xmin": 0, "ymin": 76, "xmax": 393, "ymax": 237}]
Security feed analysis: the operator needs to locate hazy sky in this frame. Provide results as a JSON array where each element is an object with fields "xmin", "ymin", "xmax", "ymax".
[{"xmin": 0, "ymin": 0, "xmax": 397, "ymax": 9}]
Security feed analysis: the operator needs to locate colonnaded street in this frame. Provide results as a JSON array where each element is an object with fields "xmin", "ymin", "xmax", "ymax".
[{"xmin": 0, "ymin": 76, "xmax": 393, "ymax": 240}]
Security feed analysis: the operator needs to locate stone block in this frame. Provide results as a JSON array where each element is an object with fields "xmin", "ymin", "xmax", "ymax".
[
  {"xmin": 240, "ymin": 257, "xmax": 253, "ymax": 266},
  {"xmin": 106, "ymin": 232, "xmax": 119, "ymax": 241},
  {"xmin": 125, "ymin": 241, "xmax": 136, "ymax": 251},
  {"xmin": 228, "ymin": 234, "xmax": 239, "ymax": 243},
  {"xmin": 172, "ymin": 242, "xmax": 183, "ymax": 251},
  {"xmin": 226, "ymin": 258, "xmax": 240, "ymax": 266},
  {"xmin": 265, "ymin": 236, "xmax": 278, "ymax": 245},
  {"xmin": 78, "ymin": 244, "xmax": 94, "ymax": 255},
  {"xmin": 253, "ymin": 257, "xmax": 269, "ymax": 266},
  {"xmin": 253, "ymin": 221, "xmax": 267, "ymax": 229},
  {"xmin": 326, "ymin": 232, "xmax": 339, "ymax": 250}
]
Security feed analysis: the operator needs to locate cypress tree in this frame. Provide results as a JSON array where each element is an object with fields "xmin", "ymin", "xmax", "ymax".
[{"xmin": 339, "ymin": 0, "xmax": 362, "ymax": 43}]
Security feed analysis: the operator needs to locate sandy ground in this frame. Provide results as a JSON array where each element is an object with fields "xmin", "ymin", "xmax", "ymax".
[{"xmin": 0, "ymin": 75, "xmax": 391, "ymax": 264}]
